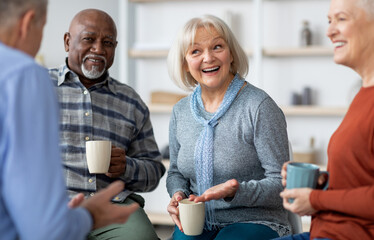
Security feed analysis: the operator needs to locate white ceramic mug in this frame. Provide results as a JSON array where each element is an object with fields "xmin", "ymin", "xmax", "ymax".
[
  {"xmin": 179, "ymin": 199, "xmax": 205, "ymax": 236},
  {"xmin": 85, "ymin": 140, "xmax": 111, "ymax": 174}
]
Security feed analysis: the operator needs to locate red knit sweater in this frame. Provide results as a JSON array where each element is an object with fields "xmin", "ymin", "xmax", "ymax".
[{"xmin": 310, "ymin": 87, "xmax": 374, "ymax": 240}]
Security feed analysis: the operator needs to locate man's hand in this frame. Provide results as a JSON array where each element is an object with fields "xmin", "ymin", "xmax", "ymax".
[
  {"xmin": 106, "ymin": 146, "xmax": 126, "ymax": 178},
  {"xmin": 68, "ymin": 193, "xmax": 85, "ymax": 209},
  {"xmin": 80, "ymin": 181, "xmax": 139, "ymax": 230}
]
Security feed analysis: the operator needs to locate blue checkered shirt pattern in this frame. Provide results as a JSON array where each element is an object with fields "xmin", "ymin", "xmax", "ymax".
[{"xmin": 49, "ymin": 63, "xmax": 165, "ymax": 202}]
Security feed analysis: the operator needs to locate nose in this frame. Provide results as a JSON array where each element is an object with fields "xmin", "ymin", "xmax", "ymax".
[
  {"xmin": 203, "ymin": 50, "xmax": 214, "ymax": 63},
  {"xmin": 91, "ymin": 41, "xmax": 105, "ymax": 55},
  {"xmin": 326, "ymin": 21, "xmax": 337, "ymax": 39}
]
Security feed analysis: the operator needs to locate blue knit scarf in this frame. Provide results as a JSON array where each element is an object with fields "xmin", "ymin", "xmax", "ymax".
[{"xmin": 190, "ymin": 74, "xmax": 244, "ymax": 230}]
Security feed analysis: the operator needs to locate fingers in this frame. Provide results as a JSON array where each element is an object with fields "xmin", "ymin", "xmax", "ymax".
[
  {"xmin": 174, "ymin": 191, "xmax": 185, "ymax": 201},
  {"xmin": 282, "ymin": 195, "xmax": 292, "ymax": 211},
  {"xmin": 167, "ymin": 193, "xmax": 184, "ymax": 231},
  {"xmin": 107, "ymin": 150, "xmax": 126, "ymax": 178},
  {"xmin": 111, "ymin": 146, "xmax": 126, "ymax": 157},
  {"xmin": 281, "ymin": 161, "xmax": 290, "ymax": 187},
  {"xmin": 98, "ymin": 181, "xmax": 124, "ymax": 201},
  {"xmin": 171, "ymin": 213, "xmax": 183, "ymax": 231},
  {"xmin": 317, "ymin": 173, "xmax": 328, "ymax": 187},
  {"xmin": 68, "ymin": 193, "xmax": 85, "ymax": 208}
]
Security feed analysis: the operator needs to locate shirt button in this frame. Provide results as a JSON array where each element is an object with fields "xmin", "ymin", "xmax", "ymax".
[
  {"xmin": 83, "ymin": 90, "xmax": 88, "ymax": 95},
  {"xmin": 88, "ymin": 178, "xmax": 93, "ymax": 183},
  {"xmin": 90, "ymin": 193, "xmax": 95, "ymax": 197},
  {"xmin": 85, "ymin": 136, "xmax": 90, "ymax": 141},
  {"xmin": 85, "ymin": 112, "xmax": 90, "ymax": 116}
]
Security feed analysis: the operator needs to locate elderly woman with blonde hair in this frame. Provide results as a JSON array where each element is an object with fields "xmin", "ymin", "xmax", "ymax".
[
  {"xmin": 277, "ymin": 0, "xmax": 374, "ymax": 239},
  {"xmin": 166, "ymin": 15, "xmax": 290, "ymax": 239}
]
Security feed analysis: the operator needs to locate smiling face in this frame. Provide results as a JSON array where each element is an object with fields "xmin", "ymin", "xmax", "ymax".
[
  {"xmin": 184, "ymin": 26, "xmax": 234, "ymax": 92},
  {"xmin": 327, "ymin": 0, "xmax": 374, "ymax": 69},
  {"xmin": 64, "ymin": 9, "xmax": 117, "ymax": 87}
]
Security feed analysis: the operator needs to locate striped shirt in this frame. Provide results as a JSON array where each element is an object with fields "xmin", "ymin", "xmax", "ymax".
[{"xmin": 49, "ymin": 62, "xmax": 165, "ymax": 202}]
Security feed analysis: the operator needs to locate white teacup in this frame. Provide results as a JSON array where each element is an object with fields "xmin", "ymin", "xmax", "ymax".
[
  {"xmin": 179, "ymin": 199, "xmax": 205, "ymax": 236},
  {"xmin": 85, "ymin": 140, "xmax": 111, "ymax": 174}
]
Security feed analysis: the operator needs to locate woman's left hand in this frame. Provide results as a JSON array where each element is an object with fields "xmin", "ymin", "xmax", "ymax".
[
  {"xmin": 280, "ymin": 188, "xmax": 317, "ymax": 216},
  {"xmin": 190, "ymin": 179, "xmax": 239, "ymax": 202}
]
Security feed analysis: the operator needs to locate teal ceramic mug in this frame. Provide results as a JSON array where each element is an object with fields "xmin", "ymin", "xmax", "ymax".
[{"xmin": 286, "ymin": 162, "xmax": 329, "ymax": 203}]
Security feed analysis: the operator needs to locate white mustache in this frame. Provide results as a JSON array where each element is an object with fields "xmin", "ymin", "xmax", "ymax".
[{"xmin": 83, "ymin": 54, "xmax": 107, "ymax": 65}]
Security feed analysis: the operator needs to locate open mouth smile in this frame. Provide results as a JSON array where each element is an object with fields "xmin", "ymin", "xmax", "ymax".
[{"xmin": 202, "ymin": 66, "xmax": 220, "ymax": 73}]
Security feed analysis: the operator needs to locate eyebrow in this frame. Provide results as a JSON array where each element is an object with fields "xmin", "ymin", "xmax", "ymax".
[
  {"xmin": 82, "ymin": 31, "xmax": 115, "ymax": 40},
  {"xmin": 192, "ymin": 36, "xmax": 225, "ymax": 46}
]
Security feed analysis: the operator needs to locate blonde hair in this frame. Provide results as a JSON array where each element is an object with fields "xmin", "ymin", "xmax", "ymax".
[
  {"xmin": 358, "ymin": 0, "xmax": 374, "ymax": 18},
  {"xmin": 167, "ymin": 15, "xmax": 248, "ymax": 91}
]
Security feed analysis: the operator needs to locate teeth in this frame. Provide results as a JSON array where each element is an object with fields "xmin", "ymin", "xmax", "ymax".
[
  {"xmin": 89, "ymin": 59, "xmax": 100, "ymax": 62},
  {"xmin": 202, "ymin": 66, "xmax": 219, "ymax": 72},
  {"xmin": 333, "ymin": 42, "xmax": 345, "ymax": 48}
]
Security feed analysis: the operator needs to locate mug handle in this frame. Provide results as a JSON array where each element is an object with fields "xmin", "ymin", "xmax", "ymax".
[{"xmin": 318, "ymin": 171, "xmax": 329, "ymax": 190}]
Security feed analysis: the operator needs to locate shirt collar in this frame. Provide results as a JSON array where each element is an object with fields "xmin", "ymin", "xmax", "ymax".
[{"xmin": 57, "ymin": 58, "xmax": 117, "ymax": 94}]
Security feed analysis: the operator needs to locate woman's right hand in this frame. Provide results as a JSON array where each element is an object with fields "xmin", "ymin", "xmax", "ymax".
[{"xmin": 167, "ymin": 191, "xmax": 186, "ymax": 232}]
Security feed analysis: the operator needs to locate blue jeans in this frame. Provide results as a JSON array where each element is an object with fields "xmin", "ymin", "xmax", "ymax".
[
  {"xmin": 273, "ymin": 232, "xmax": 331, "ymax": 240},
  {"xmin": 172, "ymin": 223, "xmax": 279, "ymax": 240}
]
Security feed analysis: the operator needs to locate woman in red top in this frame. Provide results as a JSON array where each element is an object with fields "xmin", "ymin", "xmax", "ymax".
[{"xmin": 277, "ymin": 0, "xmax": 374, "ymax": 239}]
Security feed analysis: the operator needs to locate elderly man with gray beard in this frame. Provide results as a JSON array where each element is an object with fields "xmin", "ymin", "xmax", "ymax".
[{"xmin": 49, "ymin": 9, "xmax": 165, "ymax": 240}]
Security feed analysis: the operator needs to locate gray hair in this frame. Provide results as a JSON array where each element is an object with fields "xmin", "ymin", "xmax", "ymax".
[
  {"xmin": 167, "ymin": 15, "xmax": 249, "ymax": 91},
  {"xmin": 0, "ymin": 0, "xmax": 48, "ymax": 28},
  {"xmin": 358, "ymin": 0, "xmax": 374, "ymax": 18}
]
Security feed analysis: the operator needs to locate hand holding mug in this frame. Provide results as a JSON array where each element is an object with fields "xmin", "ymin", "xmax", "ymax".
[
  {"xmin": 167, "ymin": 191, "xmax": 186, "ymax": 231},
  {"xmin": 281, "ymin": 161, "xmax": 328, "ymax": 188},
  {"xmin": 280, "ymin": 162, "xmax": 329, "ymax": 216},
  {"xmin": 106, "ymin": 146, "xmax": 126, "ymax": 178}
]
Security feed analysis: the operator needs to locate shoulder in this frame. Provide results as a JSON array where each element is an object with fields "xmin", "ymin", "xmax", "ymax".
[
  {"xmin": 172, "ymin": 95, "xmax": 191, "ymax": 115},
  {"xmin": 108, "ymin": 77, "xmax": 149, "ymax": 113},
  {"xmin": 235, "ymin": 82, "xmax": 283, "ymax": 116},
  {"xmin": 241, "ymin": 82, "xmax": 271, "ymax": 103},
  {"xmin": 0, "ymin": 44, "xmax": 45, "ymax": 83}
]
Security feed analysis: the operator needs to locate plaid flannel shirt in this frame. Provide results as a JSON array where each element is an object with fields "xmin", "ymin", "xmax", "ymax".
[{"xmin": 49, "ymin": 63, "xmax": 165, "ymax": 202}]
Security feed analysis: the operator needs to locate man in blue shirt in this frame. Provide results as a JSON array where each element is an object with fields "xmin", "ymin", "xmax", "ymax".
[
  {"xmin": 0, "ymin": 1, "xmax": 138, "ymax": 239},
  {"xmin": 49, "ymin": 9, "xmax": 166, "ymax": 239}
]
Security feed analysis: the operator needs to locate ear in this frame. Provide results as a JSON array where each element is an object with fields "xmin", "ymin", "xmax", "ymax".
[
  {"xmin": 19, "ymin": 10, "xmax": 35, "ymax": 41},
  {"xmin": 64, "ymin": 32, "xmax": 70, "ymax": 52}
]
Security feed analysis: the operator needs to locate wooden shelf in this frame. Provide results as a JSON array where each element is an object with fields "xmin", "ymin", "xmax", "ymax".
[
  {"xmin": 129, "ymin": 49, "xmax": 169, "ymax": 58},
  {"xmin": 149, "ymin": 104, "xmax": 347, "ymax": 116},
  {"xmin": 149, "ymin": 104, "xmax": 174, "ymax": 113},
  {"xmin": 281, "ymin": 106, "xmax": 347, "ymax": 116},
  {"xmin": 130, "ymin": 0, "xmax": 247, "ymax": 2},
  {"xmin": 129, "ymin": 47, "xmax": 331, "ymax": 58},
  {"xmin": 263, "ymin": 46, "xmax": 333, "ymax": 57}
]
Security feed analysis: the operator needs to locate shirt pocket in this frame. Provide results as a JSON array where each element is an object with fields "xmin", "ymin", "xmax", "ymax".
[{"xmin": 106, "ymin": 122, "xmax": 136, "ymax": 149}]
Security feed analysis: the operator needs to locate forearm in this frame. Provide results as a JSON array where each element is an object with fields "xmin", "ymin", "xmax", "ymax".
[
  {"xmin": 310, "ymin": 186, "xmax": 374, "ymax": 220},
  {"xmin": 121, "ymin": 157, "xmax": 165, "ymax": 192},
  {"xmin": 166, "ymin": 170, "xmax": 192, "ymax": 198},
  {"xmin": 227, "ymin": 178, "xmax": 284, "ymax": 208}
]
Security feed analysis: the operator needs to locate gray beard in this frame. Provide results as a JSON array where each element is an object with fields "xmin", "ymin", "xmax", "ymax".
[{"xmin": 81, "ymin": 64, "xmax": 106, "ymax": 79}]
